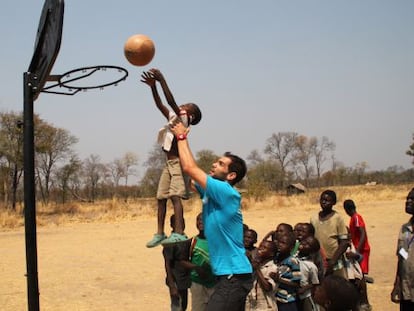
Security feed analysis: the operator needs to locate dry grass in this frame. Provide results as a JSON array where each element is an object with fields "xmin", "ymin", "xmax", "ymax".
[
  {"xmin": 0, "ymin": 184, "xmax": 412, "ymax": 231},
  {"xmin": 243, "ymin": 184, "xmax": 412, "ymax": 212}
]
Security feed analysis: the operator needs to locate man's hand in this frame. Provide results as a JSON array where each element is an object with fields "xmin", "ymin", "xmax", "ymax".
[
  {"xmin": 169, "ymin": 116, "xmax": 190, "ymax": 137},
  {"xmin": 140, "ymin": 71, "xmax": 156, "ymax": 87}
]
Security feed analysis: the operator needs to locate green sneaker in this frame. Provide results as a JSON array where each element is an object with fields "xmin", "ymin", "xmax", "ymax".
[
  {"xmin": 146, "ymin": 233, "xmax": 167, "ymax": 248},
  {"xmin": 161, "ymin": 233, "xmax": 188, "ymax": 246}
]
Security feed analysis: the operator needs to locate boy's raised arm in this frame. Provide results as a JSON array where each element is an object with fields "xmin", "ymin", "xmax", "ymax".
[
  {"xmin": 149, "ymin": 68, "xmax": 181, "ymax": 115},
  {"xmin": 141, "ymin": 71, "xmax": 169, "ymax": 119}
]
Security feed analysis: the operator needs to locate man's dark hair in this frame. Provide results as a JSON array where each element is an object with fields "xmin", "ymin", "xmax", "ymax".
[{"xmin": 224, "ymin": 151, "xmax": 246, "ymax": 185}]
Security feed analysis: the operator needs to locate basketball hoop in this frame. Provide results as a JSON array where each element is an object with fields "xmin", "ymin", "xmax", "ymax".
[{"xmin": 41, "ymin": 65, "xmax": 128, "ymax": 95}]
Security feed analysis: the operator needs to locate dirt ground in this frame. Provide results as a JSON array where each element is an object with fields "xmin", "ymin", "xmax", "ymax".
[{"xmin": 0, "ymin": 199, "xmax": 408, "ymax": 310}]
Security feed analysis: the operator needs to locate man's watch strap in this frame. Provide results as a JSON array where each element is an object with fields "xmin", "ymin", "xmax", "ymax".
[{"xmin": 176, "ymin": 133, "xmax": 187, "ymax": 141}]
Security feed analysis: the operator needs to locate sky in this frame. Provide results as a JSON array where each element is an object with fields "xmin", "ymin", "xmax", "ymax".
[{"xmin": 1, "ymin": 0, "xmax": 413, "ymax": 180}]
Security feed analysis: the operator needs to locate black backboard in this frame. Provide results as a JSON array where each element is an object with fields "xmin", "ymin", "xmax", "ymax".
[{"xmin": 28, "ymin": 0, "xmax": 64, "ymax": 100}]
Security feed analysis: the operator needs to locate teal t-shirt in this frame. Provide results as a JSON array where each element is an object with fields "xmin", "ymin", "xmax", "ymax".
[{"xmin": 195, "ymin": 176, "xmax": 252, "ymax": 276}]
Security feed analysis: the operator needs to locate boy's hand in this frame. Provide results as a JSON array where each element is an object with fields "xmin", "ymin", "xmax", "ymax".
[
  {"xmin": 391, "ymin": 285, "xmax": 401, "ymax": 303},
  {"xmin": 269, "ymin": 271, "xmax": 280, "ymax": 282},
  {"xmin": 168, "ymin": 285, "xmax": 179, "ymax": 299},
  {"xmin": 345, "ymin": 251, "xmax": 358, "ymax": 260},
  {"xmin": 140, "ymin": 71, "xmax": 156, "ymax": 87},
  {"xmin": 149, "ymin": 68, "xmax": 165, "ymax": 82},
  {"xmin": 194, "ymin": 266, "xmax": 208, "ymax": 279}
]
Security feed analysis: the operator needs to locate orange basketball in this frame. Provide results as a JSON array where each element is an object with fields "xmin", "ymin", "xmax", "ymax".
[{"xmin": 124, "ymin": 34, "xmax": 155, "ymax": 66}]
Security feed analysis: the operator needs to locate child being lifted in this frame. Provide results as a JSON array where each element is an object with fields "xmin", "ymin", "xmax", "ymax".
[{"xmin": 141, "ymin": 68, "xmax": 202, "ymax": 247}]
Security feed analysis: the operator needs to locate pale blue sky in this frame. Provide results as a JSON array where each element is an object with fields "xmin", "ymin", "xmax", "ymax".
[{"xmin": 2, "ymin": 0, "xmax": 413, "ymax": 179}]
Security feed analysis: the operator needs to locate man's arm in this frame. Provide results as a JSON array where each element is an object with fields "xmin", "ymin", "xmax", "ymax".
[{"xmin": 170, "ymin": 121, "xmax": 207, "ymax": 189}]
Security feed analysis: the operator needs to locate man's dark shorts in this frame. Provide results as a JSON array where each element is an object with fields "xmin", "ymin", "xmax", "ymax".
[{"xmin": 206, "ymin": 273, "xmax": 253, "ymax": 311}]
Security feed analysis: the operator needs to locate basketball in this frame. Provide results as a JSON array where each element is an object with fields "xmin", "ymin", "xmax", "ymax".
[{"xmin": 123, "ymin": 34, "xmax": 155, "ymax": 66}]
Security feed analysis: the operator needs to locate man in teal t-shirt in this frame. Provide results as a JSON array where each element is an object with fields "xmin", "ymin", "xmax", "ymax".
[{"xmin": 170, "ymin": 119, "xmax": 252, "ymax": 311}]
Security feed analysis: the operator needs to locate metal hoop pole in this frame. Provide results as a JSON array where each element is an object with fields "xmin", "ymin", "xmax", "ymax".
[{"xmin": 24, "ymin": 71, "xmax": 40, "ymax": 311}]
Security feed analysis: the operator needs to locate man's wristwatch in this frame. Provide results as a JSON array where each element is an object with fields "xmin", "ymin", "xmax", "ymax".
[{"xmin": 176, "ymin": 133, "xmax": 187, "ymax": 141}]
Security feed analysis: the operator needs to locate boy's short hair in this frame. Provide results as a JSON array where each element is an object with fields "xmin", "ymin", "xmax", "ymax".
[
  {"xmin": 224, "ymin": 152, "xmax": 247, "ymax": 185},
  {"xmin": 170, "ymin": 214, "xmax": 185, "ymax": 230},
  {"xmin": 245, "ymin": 229, "xmax": 258, "ymax": 241},
  {"xmin": 280, "ymin": 232, "xmax": 296, "ymax": 248},
  {"xmin": 185, "ymin": 103, "xmax": 202, "ymax": 125},
  {"xmin": 302, "ymin": 223, "xmax": 315, "ymax": 236},
  {"xmin": 278, "ymin": 223, "xmax": 293, "ymax": 232},
  {"xmin": 321, "ymin": 189, "xmax": 337, "ymax": 204},
  {"xmin": 343, "ymin": 199, "xmax": 356, "ymax": 211}
]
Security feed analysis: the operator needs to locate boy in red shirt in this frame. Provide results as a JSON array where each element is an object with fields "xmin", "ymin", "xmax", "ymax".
[{"xmin": 343, "ymin": 199, "xmax": 371, "ymax": 275}]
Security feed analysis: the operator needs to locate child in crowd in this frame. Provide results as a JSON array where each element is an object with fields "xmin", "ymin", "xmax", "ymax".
[
  {"xmin": 301, "ymin": 222, "xmax": 326, "ymax": 282},
  {"xmin": 270, "ymin": 232, "xmax": 301, "ymax": 311},
  {"xmin": 343, "ymin": 237, "xmax": 371, "ymax": 311},
  {"xmin": 244, "ymin": 228, "xmax": 258, "ymax": 262},
  {"xmin": 141, "ymin": 68, "xmax": 202, "ymax": 247},
  {"xmin": 293, "ymin": 222, "xmax": 305, "ymax": 242},
  {"xmin": 391, "ymin": 187, "xmax": 414, "ymax": 310},
  {"xmin": 297, "ymin": 236, "xmax": 320, "ymax": 311},
  {"xmin": 313, "ymin": 275, "xmax": 359, "ymax": 311},
  {"xmin": 310, "ymin": 190, "xmax": 349, "ymax": 277},
  {"xmin": 246, "ymin": 240, "xmax": 279, "ymax": 310},
  {"xmin": 263, "ymin": 223, "xmax": 294, "ymax": 243},
  {"xmin": 179, "ymin": 213, "xmax": 215, "ymax": 311},
  {"xmin": 162, "ymin": 214, "xmax": 191, "ymax": 311},
  {"xmin": 343, "ymin": 200, "xmax": 371, "ymax": 278}
]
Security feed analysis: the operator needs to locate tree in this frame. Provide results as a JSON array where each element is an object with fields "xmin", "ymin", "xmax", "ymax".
[
  {"xmin": 140, "ymin": 144, "xmax": 166, "ymax": 197},
  {"xmin": 195, "ymin": 149, "xmax": 218, "ymax": 173},
  {"xmin": 247, "ymin": 159, "xmax": 283, "ymax": 197},
  {"xmin": 121, "ymin": 151, "xmax": 138, "ymax": 186},
  {"xmin": 83, "ymin": 154, "xmax": 106, "ymax": 202},
  {"xmin": 108, "ymin": 158, "xmax": 125, "ymax": 189},
  {"xmin": 0, "ymin": 111, "xmax": 24, "ymax": 210},
  {"xmin": 35, "ymin": 118, "xmax": 78, "ymax": 205},
  {"xmin": 406, "ymin": 133, "xmax": 414, "ymax": 165},
  {"xmin": 247, "ymin": 149, "xmax": 264, "ymax": 167},
  {"xmin": 264, "ymin": 132, "xmax": 298, "ymax": 188},
  {"xmin": 312, "ymin": 136, "xmax": 335, "ymax": 186},
  {"xmin": 353, "ymin": 161, "xmax": 369, "ymax": 184},
  {"xmin": 293, "ymin": 135, "xmax": 317, "ymax": 186},
  {"xmin": 54, "ymin": 155, "xmax": 82, "ymax": 204}
]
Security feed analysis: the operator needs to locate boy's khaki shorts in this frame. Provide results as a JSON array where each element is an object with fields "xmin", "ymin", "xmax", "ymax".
[{"xmin": 157, "ymin": 158, "xmax": 186, "ymax": 200}]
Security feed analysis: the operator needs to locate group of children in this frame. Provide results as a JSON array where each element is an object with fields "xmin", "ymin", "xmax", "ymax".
[
  {"xmin": 140, "ymin": 69, "xmax": 375, "ymax": 311},
  {"xmin": 242, "ymin": 191, "xmax": 372, "ymax": 311}
]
